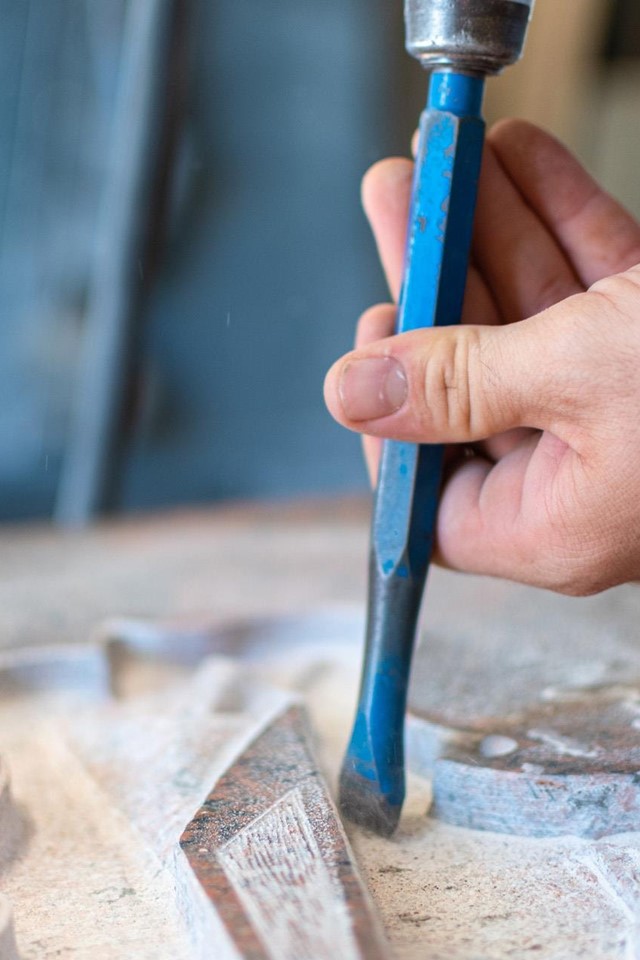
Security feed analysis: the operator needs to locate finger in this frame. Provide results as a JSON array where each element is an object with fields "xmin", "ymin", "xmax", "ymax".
[
  {"xmin": 324, "ymin": 307, "xmax": 577, "ymax": 446},
  {"xmin": 436, "ymin": 429, "xmax": 581, "ymax": 590},
  {"xmin": 480, "ymin": 427, "xmax": 537, "ymax": 463},
  {"xmin": 472, "ymin": 141, "xmax": 583, "ymax": 322},
  {"xmin": 461, "ymin": 263, "xmax": 501, "ymax": 327},
  {"xmin": 355, "ymin": 303, "xmax": 396, "ymax": 349},
  {"xmin": 490, "ymin": 119, "xmax": 640, "ymax": 286},
  {"xmin": 355, "ymin": 304, "xmax": 396, "ymax": 484},
  {"xmin": 362, "ymin": 159, "xmax": 414, "ymax": 301},
  {"xmin": 363, "ymin": 438, "xmax": 381, "ymax": 489},
  {"xmin": 435, "ymin": 436, "xmax": 542, "ymax": 581}
]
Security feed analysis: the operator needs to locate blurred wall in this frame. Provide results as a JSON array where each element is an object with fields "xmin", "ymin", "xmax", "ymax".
[
  {"xmin": 0, "ymin": 0, "xmax": 422, "ymax": 520},
  {"xmin": 0, "ymin": 2, "xmax": 126, "ymax": 518},
  {"xmin": 486, "ymin": 0, "xmax": 640, "ymax": 224},
  {"xmin": 122, "ymin": 0, "xmax": 422, "ymax": 510},
  {"xmin": 485, "ymin": 0, "xmax": 609, "ymax": 149}
]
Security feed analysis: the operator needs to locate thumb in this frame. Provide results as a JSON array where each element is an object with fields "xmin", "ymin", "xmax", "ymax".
[{"xmin": 324, "ymin": 308, "xmax": 573, "ymax": 444}]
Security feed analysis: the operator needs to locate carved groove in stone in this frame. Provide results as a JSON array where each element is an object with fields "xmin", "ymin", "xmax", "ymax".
[{"xmin": 180, "ymin": 705, "xmax": 388, "ymax": 960}]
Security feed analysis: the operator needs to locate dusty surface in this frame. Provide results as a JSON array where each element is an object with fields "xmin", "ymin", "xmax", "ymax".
[
  {"xmin": 0, "ymin": 499, "xmax": 371, "ymax": 651},
  {"xmin": 2, "ymin": 500, "xmax": 640, "ymax": 958}
]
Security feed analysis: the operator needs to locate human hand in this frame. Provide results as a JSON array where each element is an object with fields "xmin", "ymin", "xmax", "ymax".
[{"xmin": 324, "ymin": 120, "xmax": 640, "ymax": 595}]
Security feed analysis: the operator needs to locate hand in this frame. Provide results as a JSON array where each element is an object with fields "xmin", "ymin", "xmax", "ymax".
[{"xmin": 324, "ymin": 120, "xmax": 640, "ymax": 595}]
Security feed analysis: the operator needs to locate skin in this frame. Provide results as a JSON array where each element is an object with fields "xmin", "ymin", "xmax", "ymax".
[{"xmin": 324, "ymin": 120, "xmax": 640, "ymax": 596}]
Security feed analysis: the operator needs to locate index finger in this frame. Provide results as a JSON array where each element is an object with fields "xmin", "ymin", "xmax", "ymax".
[{"xmin": 361, "ymin": 158, "xmax": 414, "ymax": 302}]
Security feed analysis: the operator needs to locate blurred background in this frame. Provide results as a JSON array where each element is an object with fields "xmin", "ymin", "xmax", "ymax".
[{"xmin": 0, "ymin": 0, "xmax": 636, "ymax": 523}]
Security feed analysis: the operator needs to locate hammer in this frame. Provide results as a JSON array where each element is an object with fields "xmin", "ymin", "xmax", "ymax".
[{"xmin": 339, "ymin": 0, "xmax": 535, "ymax": 836}]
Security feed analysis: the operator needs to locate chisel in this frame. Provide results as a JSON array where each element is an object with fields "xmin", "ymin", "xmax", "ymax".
[{"xmin": 339, "ymin": 0, "xmax": 535, "ymax": 836}]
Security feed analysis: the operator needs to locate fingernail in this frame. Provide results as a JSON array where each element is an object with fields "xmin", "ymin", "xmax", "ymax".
[{"xmin": 339, "ymin": 357, "xmax": 408, "ymax": 421}]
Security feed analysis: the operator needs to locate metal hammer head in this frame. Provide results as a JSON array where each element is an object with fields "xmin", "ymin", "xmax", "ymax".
[{"xmin": 405, "ymin": 0, "xmax": 534, "ymax": 75}]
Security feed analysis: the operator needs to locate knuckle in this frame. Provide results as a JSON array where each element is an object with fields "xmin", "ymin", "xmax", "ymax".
[
  {"xmin": 537, "ymin": 285, "xmax": 640, "ymax": 419},
  {"xmin": 536, "ymin": 472, "xmax": 619, "ymax": 596},
  {"xmin": 542, "ymin": 538, "xmax": 610, "ymax": 596},
  {"xmin": 570, "ymin": 275, "xmax": 640, "ymax": 392},
  {"xmin": 552, "ymin": 563, "xmax": 607, "ymax": 598},
  {"xmin": 546, "ymin": 520, "xmax": 622, "ymax": 598},
  {"xmin": 422, "ymin": 328, "xmax": 481, "ymax": 437}
]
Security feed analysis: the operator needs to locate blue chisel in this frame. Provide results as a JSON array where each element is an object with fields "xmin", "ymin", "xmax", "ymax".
[{"xmin": 339, "ymin": 0, "xmax": 535, "ymax": 836}]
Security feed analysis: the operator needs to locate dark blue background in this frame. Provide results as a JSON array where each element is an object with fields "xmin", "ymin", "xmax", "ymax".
[{"xmin": 0, "ymin": 0, "xmax": 422, "ymax": 519}]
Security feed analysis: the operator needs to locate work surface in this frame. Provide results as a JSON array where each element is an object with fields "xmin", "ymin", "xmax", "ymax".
[
  {"xmin": 3, "ymin": 498, "xmax": 640, "ymax": 960},
  {"xmin": 0, "ymin": 499, "xmax": 372, "ymax": 650}
]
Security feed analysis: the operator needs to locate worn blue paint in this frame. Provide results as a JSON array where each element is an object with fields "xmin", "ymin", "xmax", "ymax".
[{"xmin": 340, "ymin": 71, "xmax": 486, "ymax": 834}]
